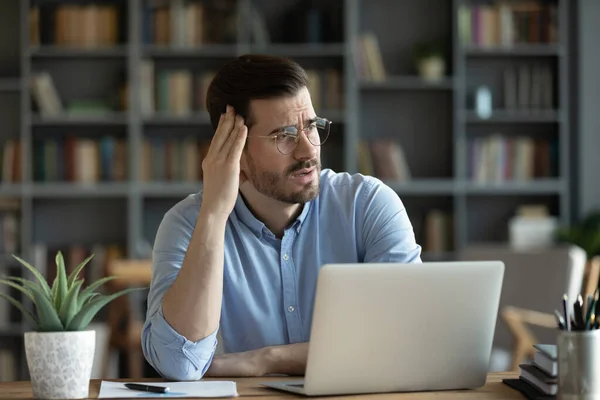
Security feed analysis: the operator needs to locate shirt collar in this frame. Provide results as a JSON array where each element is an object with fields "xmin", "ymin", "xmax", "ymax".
[
  {"xmin": 234, "ymin": 193, "xmax": 265, "ymax": 238},
  {"xmin": 233, "ymin": 192, "xmax": 313, "ymax": 238},
  {"xmin": 293, "ymin": 198, "xmax": 312, "ymax": 232}
]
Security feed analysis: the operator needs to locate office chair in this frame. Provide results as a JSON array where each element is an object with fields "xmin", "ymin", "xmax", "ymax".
[
  {"xmin": 458, "ymin": 245, "xmax": 596, "ymax": 371},
  {"xmin": 502, "ymin": 254, "xmax": 600, "ymax": 370}
]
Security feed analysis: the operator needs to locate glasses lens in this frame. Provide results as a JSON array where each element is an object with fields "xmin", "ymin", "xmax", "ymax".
[
  {"xmin": 307, "ymin": 119, "xmax": 330, "ymax": 146},
  {"xmin": 275, "ymin": 119, "xmax": 330, "ymax": 154},
  {"xmin": 276, "ymin": 134, "xmax": 297, "ymax": 155}
]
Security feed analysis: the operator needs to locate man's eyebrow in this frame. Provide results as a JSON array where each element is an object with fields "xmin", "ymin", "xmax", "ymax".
[{"xmin": 269, "ymin": 118, "xmax": 318, "ymax": 134}]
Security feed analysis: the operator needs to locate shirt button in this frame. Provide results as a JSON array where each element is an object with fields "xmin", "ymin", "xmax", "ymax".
[
  {"xmin": 288, "ymin": 306, "xmax": 295, "ymax": 313},
  {"xmin": 282, "ymin": 254, "xmax": 289, "ymax": 261}
]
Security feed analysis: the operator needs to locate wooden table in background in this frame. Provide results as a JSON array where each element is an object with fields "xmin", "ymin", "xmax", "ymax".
[{"xmin": 0, "ymin": 372, "xmax": 522, "ymax": 399}]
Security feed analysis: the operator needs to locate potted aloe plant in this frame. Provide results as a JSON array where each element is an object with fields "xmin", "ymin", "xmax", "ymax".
[{"xmin": 0, "ymin": 251, "xmax": 142, "ymax": 399}]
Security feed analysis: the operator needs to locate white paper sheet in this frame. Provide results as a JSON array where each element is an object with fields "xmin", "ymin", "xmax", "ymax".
[{"xmin": 98, "ymin": 380, "xmax": 238, "ymax": 398}]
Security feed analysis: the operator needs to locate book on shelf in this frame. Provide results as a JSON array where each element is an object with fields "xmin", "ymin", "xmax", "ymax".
[
  {"xmin": 467, "ymin": 134, "xmax": 558, "ymax": 183},
  {"xmin": 504, "ymin": 64, "xmax": 554, "ymax": 111},
  {"xmin": 354, "ymin": 31, "xmax": 386, "ymax": 81},
  {"xmin": 33, "ymin": 137, "xmax": 127, "ymax": 183},
  {"xmin": 0, "ymin": 211, "xmax": 19, "ymax": 256},
  {"xmin": 140, "ymin": 60, "xmax": 215, "ymax": 117},
  {"xmin": 458, "ymin": 1, "xmax": 559, "ymax": 48},
  {"xmin": 423, "ymin": 210, "xmax": 453, "ymax": 254},
  {"xmin": 30, "ymin": 3, "xmax": 120, "ymax": 48},
  {"xmin": 143, "ymin": 0, "xmax": 236, "ymax": 46},
  {"xmin": 31, "ymin": 72, "xmax": 127, "ymax": 117},
  {"xmin": 1, "ymin": 139, "xmax": 22, "ymax": 184},
  {"xmin": 141, "ymin": 137, "xmax": 210, "ymax": 183},
  {"xmin": 306, "ymin": 69, "xmax": 343, "ymax": 112},
  {"xmin": 357, "ymin": 139, "xmax": 411, "ymax": 182},
  {"xmin": 140, "ymin": 59, "xmax": 343, "ymax": 118},
  {"xmin": 30, "ymin": 72, "xmax": 64, "ymax": 117}
]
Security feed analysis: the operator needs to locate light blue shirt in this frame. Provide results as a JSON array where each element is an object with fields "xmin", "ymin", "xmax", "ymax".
[{"xmin": 142, "ymin": 169, "xmax": 422, "ymax": 381}]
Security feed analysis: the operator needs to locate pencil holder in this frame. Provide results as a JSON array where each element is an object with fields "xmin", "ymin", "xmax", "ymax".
[{"xmin": 557, "ymin": 329, "xmax": 600, "ymax": 400}]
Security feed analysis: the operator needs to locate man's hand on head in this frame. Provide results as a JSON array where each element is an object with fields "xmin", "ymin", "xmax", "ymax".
[{"xmin": 201, "ymin": 104, "xmax": 248, "ymax": 220}]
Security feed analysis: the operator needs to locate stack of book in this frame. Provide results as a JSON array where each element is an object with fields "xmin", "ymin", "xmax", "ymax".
[{"xmin": 519, "ymin": 344, "xmax": 557, "ymax": 396}]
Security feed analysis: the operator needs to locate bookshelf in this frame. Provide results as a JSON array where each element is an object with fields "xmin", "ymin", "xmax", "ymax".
[{"xmin": 0, "ymin": 0, "xmax": 575, "ymax": 380}]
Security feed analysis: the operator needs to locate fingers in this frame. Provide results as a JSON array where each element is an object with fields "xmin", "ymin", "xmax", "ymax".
[
  {"xmin": 229, "ymin": 122, "xmax": 247, "ymax": 163},
  {"xmin": 208, "ymin": 105, "xmax": 236, "ymax": 156},
  {"xmin": 222, "ymin": 115, "xmax": 244, "ymax": 158}
]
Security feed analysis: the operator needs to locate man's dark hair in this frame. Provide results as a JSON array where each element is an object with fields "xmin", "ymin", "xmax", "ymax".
[{"xmin": 206, "ymin": 54, "xmax": 308, "ymax": 132}]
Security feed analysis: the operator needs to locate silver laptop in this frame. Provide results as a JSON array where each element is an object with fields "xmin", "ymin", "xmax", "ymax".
[{"xmin": 262, "ymin": 261, "xmax": 505, "ymax": 396}]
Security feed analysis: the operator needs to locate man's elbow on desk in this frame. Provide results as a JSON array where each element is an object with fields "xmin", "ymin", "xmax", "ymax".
[
  {"xmin": 141, "ymin": 315, "xmax": 218, "ymax": 381},
  {"xmin": 142, "ymin": 333, "xmax": 216, "ymax": 381}
]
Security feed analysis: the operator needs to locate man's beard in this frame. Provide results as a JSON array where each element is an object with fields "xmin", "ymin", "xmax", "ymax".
[{"xmin": 246, "ymin": 156, "xmax": 321, "ymax": 204}]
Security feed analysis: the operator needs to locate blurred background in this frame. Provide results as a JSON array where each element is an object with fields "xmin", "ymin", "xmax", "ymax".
[{"xmin": 0, "ymin": 0, "xmax": 599, "ymax": 382}]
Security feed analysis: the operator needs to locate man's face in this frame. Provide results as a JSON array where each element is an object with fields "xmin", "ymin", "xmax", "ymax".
[{"xmin": 242, "ymin": 87, "xmax": 321, "ymax": 204}]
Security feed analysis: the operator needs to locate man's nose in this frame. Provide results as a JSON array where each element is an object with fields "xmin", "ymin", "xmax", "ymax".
[{"xmin": 293, "ymin": 130, "xmax": 318, "ymax": 161}]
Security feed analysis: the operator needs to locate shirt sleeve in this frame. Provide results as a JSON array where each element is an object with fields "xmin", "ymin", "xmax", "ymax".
[
  {"xmin": 359, "ymin": 178, "xmax": 423, "ymax": 263},
  {"xmin": 141, "ymin": 197, "xmax": 219, "ymax": 381}
]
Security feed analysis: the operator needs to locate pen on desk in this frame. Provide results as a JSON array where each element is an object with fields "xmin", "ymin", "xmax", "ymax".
[
  {"xmin": 563, "ymin": 294, "xmax": 571, "ymax": 331},
  {"xmin": 124, "ymin": 383, "xmax": 170, "ymax": 394}
]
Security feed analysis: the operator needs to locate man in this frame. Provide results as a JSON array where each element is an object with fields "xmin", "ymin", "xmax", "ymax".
[{"xmin": 142, "ymin": 54, "xmax": 422, "ymax": 381}]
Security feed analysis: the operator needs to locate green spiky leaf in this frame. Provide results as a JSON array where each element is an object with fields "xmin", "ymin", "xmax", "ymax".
[
  {"xmin": 0, "ymin": 292, "xmax": 37, "ymax": 326},
  {"xmin": 67, "ymin": 287, "xmax": 143, "ymax": 331},
  {"xmin": 78, "ymin": 276, "xmax": 118, "ymax": 309},
  {"xmin": 5, "ymin": 276, "xmax": 43, "ymax": 294},
  {"xmin": 11, "ymin": 254, "xmax": 52, "ymax": 299},
  {"xmin": 59, "ymin": 279, "xmax": 83, "ymax": 328},
  {"xmin": 0, "ymin": 251, "xmax": 149, "ymax": 332},
  {"xmin": 30, "ymin": 280, "xmax": 63, "ymax": 331},
  {"xmin": 54, "ymin": 252, "xmax": 68, "ymax": 311},
  {"xmin": 51, "ymin": 277, "xmax": 58, "ymax": 300},
  {"xmin": 0, "ymin": 279, "xmax": 34, "ymax": 301},
  {"xmin": 67, "ymin": 254, "xmax": 94, "ymax": 289},
  {"xmin": 83, "ymin": 293, "xmax": 100, "ymax": 306}
]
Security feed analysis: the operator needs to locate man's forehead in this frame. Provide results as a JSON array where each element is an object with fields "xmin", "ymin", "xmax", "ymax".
[{"xmin": 250, "ymin": 89, "xmax": 313, "ymax": 125}]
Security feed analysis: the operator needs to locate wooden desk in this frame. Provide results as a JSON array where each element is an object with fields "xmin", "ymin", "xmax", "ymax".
[{"xmin": 0, "ymin": 372, "xmax": 522, "ymax": 399}]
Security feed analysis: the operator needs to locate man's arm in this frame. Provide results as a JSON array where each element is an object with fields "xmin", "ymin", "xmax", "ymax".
[
  {"xmin": 162, "ymin": 108, "xmax": 247, "ymax": 342},
  {"xmin": 205, "ymin": 343, "xmax": 309, "ymax": 377},
  {"xmin": 359, "ymin": 179, "xmax": 422, "ymax": 263},
  {"xmin": 142, "ymin": 107, "xmax": 248, "ymax": 381},
  {"xmin": 142, "ymin": 208, "xmax": 221, "ymax": 381}
]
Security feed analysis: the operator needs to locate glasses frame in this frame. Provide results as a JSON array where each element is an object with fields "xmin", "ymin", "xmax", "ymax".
[{"xmin": 249, "ymin": 117, "xmax": 332, "ymax": 155}]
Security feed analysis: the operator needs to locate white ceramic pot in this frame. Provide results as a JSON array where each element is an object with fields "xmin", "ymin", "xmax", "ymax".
[
  {"xmin": 24, "ymin": 330, "xmax": 96, "ymax": 399},
  {"xmin": 417, "ymin": 57, "xmax": 446, "ymax": 82}
]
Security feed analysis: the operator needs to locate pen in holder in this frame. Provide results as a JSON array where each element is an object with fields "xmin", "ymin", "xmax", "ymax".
[{"xmin": 555, "ymin": 291, "xmax": 600, "ymax": 400}]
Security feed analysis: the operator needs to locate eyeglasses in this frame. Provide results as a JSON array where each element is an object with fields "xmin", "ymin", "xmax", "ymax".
[{"xmin": 250, "ymin": 117, "xmax": 332, "ymax": 155}]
